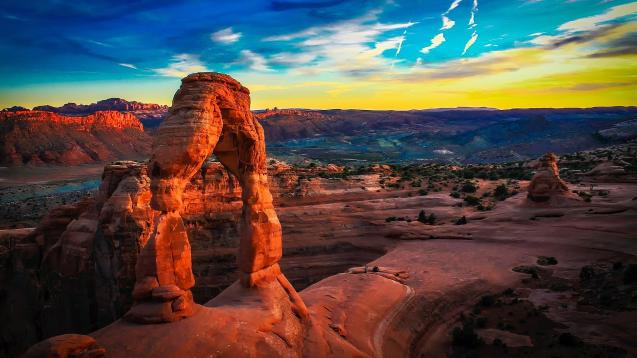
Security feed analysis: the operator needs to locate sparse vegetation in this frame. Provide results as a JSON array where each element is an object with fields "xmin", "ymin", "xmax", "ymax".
[
  {"xmin": 464, "ymin": 195, "xmax": 481, "ymax": 206},
  {"xmin": 461, "ymin": 181, "xmax": 477, "ymax": 193},
  {"xmin": 537, "ymin": 256, "xmax": 558, "ymax": 266},
  {"xmin": 494, "ymin": 184, "xmax": 509, "ymax": 201}
]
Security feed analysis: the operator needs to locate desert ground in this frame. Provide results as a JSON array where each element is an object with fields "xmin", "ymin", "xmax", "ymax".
[{"xmin": 4, "ymin": 159, "xmax": 635, "ymax": 357}]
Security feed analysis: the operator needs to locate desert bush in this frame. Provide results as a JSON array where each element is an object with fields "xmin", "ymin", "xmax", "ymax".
[
  {"xmin": 537, "ymin": 256, "xmax": 558, "ymax": 266},
  {"xmin": 417, "ymin": 210, "xmax": 427, "ymax": 223},
  {"xmin": 494, "ymin": 184, "xmax": 509, "ymax": 200},
  {"xmin": 461, "ymin": 181, "xmax": 477, "ymax": 193},
  {"xmin": 464, "ymin": 195, "xmax": 481, "ymax": 206}
]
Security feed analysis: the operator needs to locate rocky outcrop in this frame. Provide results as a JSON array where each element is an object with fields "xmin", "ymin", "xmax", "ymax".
[
  {"xmin": 34, "ymin": 98, "xmax": 167, "ymax": 115},
  {"xmin": 527, "ymin": 153, "xmax": 570, "ymax": 202},
  {"xmin": 128, "ymin": 72, "xmax": 307, "ymax": 323},
  {"xmin": 34, "ymin": 98, "xmax": 169, "ymax": 131},
  {"xmin": 584, "ymin": 161, "xmax": 627, "ymax": 177},
  {"xmin": 254, "ymin": 108, "xmax": 328, "ymax": 120},
  {"xmin": 0, "ymin": 111, "xmax": 150, "ymax": 165},
  {"xmin": 23, "ymin": 334, "xmax": 105, "ymax": 358}
]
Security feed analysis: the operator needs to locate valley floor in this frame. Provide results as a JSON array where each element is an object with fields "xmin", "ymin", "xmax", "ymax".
[
  {"xmin": 3, "ymin": 164, "xmax": 636, "ymax": 357},
  {"xmin": 275, "ymin": 181, "xmax": 637, "ymax": 356}
]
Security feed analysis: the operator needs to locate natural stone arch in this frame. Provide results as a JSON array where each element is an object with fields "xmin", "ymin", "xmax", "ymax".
[{"xmin": 127, "ymin": 72, "xmax": 305, "ymax": 323}]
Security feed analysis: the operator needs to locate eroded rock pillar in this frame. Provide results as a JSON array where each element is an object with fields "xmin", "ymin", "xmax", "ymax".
[{"xmin": 527, "ymin": 152, "xmax": 570, "ymax": 202}]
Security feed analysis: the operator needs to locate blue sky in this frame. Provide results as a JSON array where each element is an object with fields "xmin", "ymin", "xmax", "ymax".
[{"xmin": 1, "ymin": 0, "xmax": 636, "ymax": 109}]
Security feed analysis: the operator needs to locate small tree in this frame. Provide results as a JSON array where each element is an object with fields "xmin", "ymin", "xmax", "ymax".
[
  {"xmin": 455, "ymin": 216, "xmax": 467, "ymax": 225},
  {"xmin": 494, "ymin": 184, "xmax": 509, "ymax": 200},
  {"xmin": 461, "ymin": 181, "xmax": 477, "ymax": 193},
  {"xmin": 464, "ymin": 195, "xmax": 481, "ymax": 206},
  {"xmin": 427, "ymin": 213, "xmax": 437, "ymax": 225},
  {"xmin": 417, "ymin": 210, "xmax": 427, "ymax": 223}
]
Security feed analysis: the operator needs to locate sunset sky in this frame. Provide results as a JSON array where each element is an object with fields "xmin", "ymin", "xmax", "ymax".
[{"xmin": 1, "ymin": 0, "xmax": 636, "ymax": 109}]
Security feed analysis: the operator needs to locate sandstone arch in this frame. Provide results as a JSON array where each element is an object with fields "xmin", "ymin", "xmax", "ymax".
[{"xmin": 126, "ymin": 72, "xmax": 305, "ymax": 323}]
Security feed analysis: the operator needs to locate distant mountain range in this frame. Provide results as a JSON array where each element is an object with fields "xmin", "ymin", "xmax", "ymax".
[
  {"xmin": 3, "ymin": 100, "xmax": 636, "ymax": 165},
  {"xmin": 258, "ymin": 107, "xmax": 637, "ymax": 163}
]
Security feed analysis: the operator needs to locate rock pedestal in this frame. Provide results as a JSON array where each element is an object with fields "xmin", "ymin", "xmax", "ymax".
[
  {"xmin": 126, "ymin": 72, "xmax": 307, "ymax": 323},
  {"xmin": 527, "ymin": 152, "xmax": 570, "ymax": 202}
]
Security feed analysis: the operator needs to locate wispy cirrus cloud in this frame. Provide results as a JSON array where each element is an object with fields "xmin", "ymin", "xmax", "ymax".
[
  {"xmin": 421, "ymin": 33, "xmax": 446, "ymax": 54},
  {"xmin": 558, "ymin": 2, "xmax": 637, "ymax": 32},
  {"xmin": 444, "ymin": 0, "xmax": 463, "ymax": 15},
  {"xmin": 462, "ymin": 31, "xmax": 478, "ymax": 55},
  {"xmin": 441, "ymin": 15, "xmax": 455, "ymax": 30},
  {"xmin": 463, "ymin": 0, "xmax": 479, "ymax": 55},
  {"xmin": 263, "ymin": 11, "xmax": 415, "ymax": 76},
  {"xmin": 118, "ymin": 63, "xmax": 137, "ymax": 69},
  {"xmin": 153, "ymin": 54, "xmax": 208, "ymax": 77},
  {"xmin": 423, "ymin": 0, "xmax": 470, "ymax": 56},
  {"xmin": 238, "ymin": 50, "xmax": 272, "ymax": 72},
  {"xmin": 469, "ymin": 0, "xmax": 478, "ymax": 28},
  {"xmin": 211, "ymin": 27, "xmax": 242, "ymax": 44}
]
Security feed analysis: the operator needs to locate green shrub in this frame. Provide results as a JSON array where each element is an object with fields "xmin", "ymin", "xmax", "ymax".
[
  {"xmin": 417, "ymin": 210, "xmax": 427, "ymax": 223},
  {"xmin": 494, "ymin": 184, "xmax": 509, "ymax": 200},
  {"xmin": 461, "ymin": 181, "xmax": 477, "ymax": 193},
  {"xmin": 464, "ymin": 195, "xmax": 481, "ymax": 206},
  {"xmin": 537, "ymin": 256, "xmax": 558, "ymax": 266}
]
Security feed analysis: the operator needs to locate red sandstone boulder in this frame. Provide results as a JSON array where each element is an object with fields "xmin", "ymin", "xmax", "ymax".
[{"xmin": 527, "ymin": 153, "xmax": 570, "ymax": 203}]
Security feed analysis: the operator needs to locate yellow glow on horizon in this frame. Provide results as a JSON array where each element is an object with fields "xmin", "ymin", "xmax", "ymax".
[{"xmin": 2, "ymin": 21, "xmax": 636, "ymax": 111}]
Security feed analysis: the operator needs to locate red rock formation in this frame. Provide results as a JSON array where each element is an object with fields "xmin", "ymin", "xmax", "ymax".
[
  {"xmin": 23, "ymin": 334, "xmax": 105, "ymax": 358},
  {"xmin": 254, "ymin": 108, "xmax": 328, "ymax": 120},
  {"xmin": 0, "ymin": 111, "xmax": 150, "ymax": 165},
  {"xmin": 128, "ymin": 72, "xmax": 307, "ymax": 323},
  {"xmin": 33, "ymin": 98, "xmax": 168, "ymax": 115},
  {"xmin": 527, "ymin": 153, "xmax": 570, "ymax": 202}
]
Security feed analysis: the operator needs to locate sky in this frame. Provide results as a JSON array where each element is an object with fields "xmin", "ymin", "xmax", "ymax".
[{"xmin": 0, "ymin": 0, "xmax": 636, "ymax": 110}]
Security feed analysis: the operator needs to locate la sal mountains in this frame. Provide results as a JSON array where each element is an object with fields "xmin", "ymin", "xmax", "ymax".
[{"xmin": 2, "ymin": 99, "xmax": 636, "ymax": 165}]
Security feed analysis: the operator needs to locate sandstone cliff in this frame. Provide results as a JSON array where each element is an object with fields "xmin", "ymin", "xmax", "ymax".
[
  {"xmin": 33, "ymin": 98, "xmax": 169, "ymax": 130},
  {"xmin": 33, "ymin": 98, "xmax": 167, "ymax": 115},
  {"xmin": 0, "ymin": 110, "xmax": 150, "ymax": 165}
]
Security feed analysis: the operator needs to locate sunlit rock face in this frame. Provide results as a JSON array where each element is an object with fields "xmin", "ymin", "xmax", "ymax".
[
  {"xmin": 527, "ymin": 152, "xmax": 570, "ymax": 202},
  {"xmin": 126, "ymin": 72, "xmax": 306, "ymax": 323},
  {"xmin": 0, "ymin": 110, "xmax": 150, "ymax": 165}
]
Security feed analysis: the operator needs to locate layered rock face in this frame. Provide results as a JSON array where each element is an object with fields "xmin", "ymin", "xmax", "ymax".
[
  {"xmin": 33, "ymin": 98, "xmax": 169, "ymax": 130},
  {"xmin": 128, "ymin": 72, "xmax": 307, "ymax": 323},
  {"xmin": 0, "ymin": 110, "xmax": 150, "ymax": 165},
  {"xmin": 33, "ymin": 98, "xmax": 168, "ymax": 115},
  {"xmin": 527, "ymin": 153, "xmax": 570, "ymax": 202}
]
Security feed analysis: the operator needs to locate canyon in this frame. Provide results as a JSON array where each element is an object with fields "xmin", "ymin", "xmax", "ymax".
[
  {"xmin": 4, "ymin": 102, "xmax": 637, "ymax": 167},
  {"xmin": 1, "ymin": 73, "xmax": 636, "ymax": 357}
]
